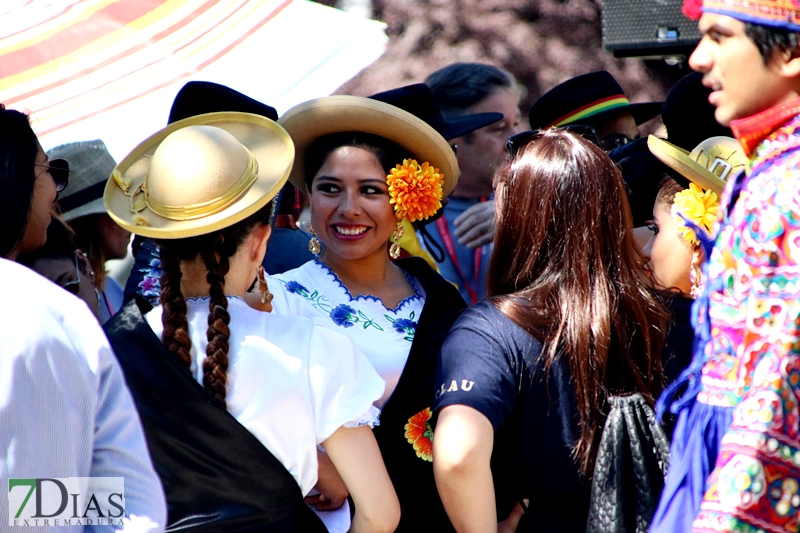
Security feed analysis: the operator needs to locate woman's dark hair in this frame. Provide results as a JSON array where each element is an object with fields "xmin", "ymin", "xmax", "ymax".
[
  {"xmin": 655, "ymin": 175, "xmax": 684, "ymax": 209},
  {"xmin": 745, "ymin": 23, "xmax": 800, "ymax": 63},
  {"xmin": 157, "ymin": 204, "xmax": 271, "ymax": 407},
  {"xmin": 69, "ymin": 214, "xmax": 109, "ymax": 291},
  {"xmin": 303, "ymin": 132, "xmax": 407, "ymax": 191},
  {"xmin": 0, "ymin": 105, "xmax": 40, "ymax": 258},
  {"xmin": 488, "ymin": 129, "xmax": 670, "ymax": 477}
]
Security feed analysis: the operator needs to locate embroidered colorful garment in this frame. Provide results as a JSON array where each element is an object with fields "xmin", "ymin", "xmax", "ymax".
[
  {"xmin": 656, "ymin": 103, "xmax": 800, "ymax": 533},
  {"xmin": 268, "ymin": 259, "xmax": 425, "ymax": 409}
]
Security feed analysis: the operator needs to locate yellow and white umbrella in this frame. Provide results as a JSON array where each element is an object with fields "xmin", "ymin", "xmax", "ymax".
[{"xmin": 0, "ymin": 0, "xmax": 387, "ymax": 160}]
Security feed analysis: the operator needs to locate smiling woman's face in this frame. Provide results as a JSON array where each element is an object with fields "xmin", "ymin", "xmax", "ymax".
[
  {"xmin": 17, "ymin": 144, "xmax": 57, "ymax": 257},
  {"xmin": 309, "ymin": 145, "xmax": 397, "ymax": 264},
  {"xmin": 642, "ymin": 199, "xmax": 694, "ymax": 294}
]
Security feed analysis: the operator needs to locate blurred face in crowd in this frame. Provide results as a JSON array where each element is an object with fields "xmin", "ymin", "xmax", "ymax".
[
  {"xmin": 451, "ymin": 88, "xmax": 521, "ymax": 197},
  {"xmin": 98, "ymin": 213, "xmax": 131, "ymax": 260},
  {"xmin": 32, "ymin": 251, "xmax": 100, "ymax": 318},
  {"xmin": 594, "ymin": 110, "xmax": 639, "ymax": 151},
  {"xmin": 309, "ymin": 146, "xmax": 397, "ymax": 264},
  {"xmin": 18, "ymin": 144, "xmax": 58, "ymax": 257},
  {"xmin": 689, "ymin": 13, "xmax": 800, "ymax": 125},
  {"xmin": 642, "ymin": 199, "xmax": 693, "ymax": 294}
]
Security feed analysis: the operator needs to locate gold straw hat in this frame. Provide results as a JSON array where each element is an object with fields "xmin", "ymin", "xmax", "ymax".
[
  {"xmin": 647, "ymin": 135, "xmax": 747, "ymax": 195},
  {"xmin": 104, "ymin": 112, "xmax": 294, "ymax": 239},
  {"xmin": 278, "ymin": 95, "xmax": 459, "ymax": 197}
]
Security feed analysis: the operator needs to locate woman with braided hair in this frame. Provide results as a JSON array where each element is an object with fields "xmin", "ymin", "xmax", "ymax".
[{"xmin": 102, "ymin": 112, "xmax": 399, "ymax": 532}]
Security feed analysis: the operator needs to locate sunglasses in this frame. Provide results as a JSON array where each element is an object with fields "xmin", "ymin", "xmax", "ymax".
[
  {"xmin": 34, "ymin": 158, "xmax": 69, "ymax": 193},
  {"xmin": 61, "ymin": 250, "xmax": 94, "ymax": 295},
  {"xmin": 506, "ymin": 125, "xmax": 601, "ymax": 160},
  {"xmin": 60, "ymin": 251, "xmax": 83, "ymax": 295}
]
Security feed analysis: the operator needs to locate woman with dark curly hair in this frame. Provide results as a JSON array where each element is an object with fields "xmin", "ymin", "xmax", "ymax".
[
  {"xmin": 433, "ymin": 128, "xmax": 672, "ymax": 532},
  {"xmin": 102, "ymin": 112, "xmax": 398, "ymax": 532}
]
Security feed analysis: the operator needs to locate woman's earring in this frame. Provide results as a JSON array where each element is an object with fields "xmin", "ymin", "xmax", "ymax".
[
  {"xmin": 389, "ymin": 221, "xmax": 404, "ymax": 259},
  {"xmin": 257, "ymin": 265, "xmax": 273, "ymax": 305},
  {"xmin": 307, "ymin": 223, "xmax": 321, "ymax": 255},
  {"xmin": 690, "ymin": 249, "xmax": 704, "ymax": 299}
]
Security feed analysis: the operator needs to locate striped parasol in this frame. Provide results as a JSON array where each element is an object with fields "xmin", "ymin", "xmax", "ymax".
[{"xmin": 0, "ymin": 0, "xmax": 388, "ymax": 159}]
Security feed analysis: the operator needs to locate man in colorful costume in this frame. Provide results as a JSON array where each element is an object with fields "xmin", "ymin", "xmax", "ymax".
[{"xmin": 652, "ymin": 0, "xmax": 800, "ymax": 531}]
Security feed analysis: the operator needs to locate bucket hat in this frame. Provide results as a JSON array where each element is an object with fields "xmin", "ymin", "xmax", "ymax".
[
  {"xmin": 48, "ymin": 140, "xmax": 116, "ymax": 222},
  {"xmin": 104, "ymin": 112, "xmax": 294, "ymax": 239},
  {"xmin": 528, "ymin": 71, "xmax": 662, "ymax": 130}
]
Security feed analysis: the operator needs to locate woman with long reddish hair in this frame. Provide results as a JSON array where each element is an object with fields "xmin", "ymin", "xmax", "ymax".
[{"xmin": 432, "ymin": 128, "xmax": 671, "ymax": 532}]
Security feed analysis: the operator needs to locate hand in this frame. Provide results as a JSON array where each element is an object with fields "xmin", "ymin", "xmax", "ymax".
[
  {"xmin": 305, "ymin": 449, "xmax": 348, "ymax": 511},
  {"xmin": 498, "ymin": 500, "xmax": 528, "ymax": 533},
  {"xmin": 453, "ymin": 200, "xmax": 495, "ymax": 249}
]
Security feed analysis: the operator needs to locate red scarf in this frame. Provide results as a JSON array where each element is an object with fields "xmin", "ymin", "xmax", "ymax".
[{"xmin": 730, "ymin": 98, "xmax": 800, "ymax": 157}]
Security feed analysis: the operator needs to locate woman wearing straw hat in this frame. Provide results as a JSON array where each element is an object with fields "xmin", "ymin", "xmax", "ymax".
[
  {"xmin": 644, "ymin": 136, "xmax": 748, "ymax": 297},
  {"xmin": 264, "ymin": 96, "xmax": 466, "ymax": 532},
  {"xmin": 102, "ymin": 111, "xmax": 400, "ymax": 532}
]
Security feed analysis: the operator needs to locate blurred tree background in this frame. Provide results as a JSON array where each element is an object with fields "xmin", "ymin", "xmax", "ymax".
[{"xmin": 315, "ymin": 0, "xmax": 692, "ymax": 128}]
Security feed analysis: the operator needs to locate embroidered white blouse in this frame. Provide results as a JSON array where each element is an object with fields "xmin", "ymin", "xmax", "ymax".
[
  {"xmin": 145, "ymin": 296, "xmax": 383, "ymax": 496},
  {"xmin": 269, "ymin": 259, "xmax": 426, "ymax": 408}
]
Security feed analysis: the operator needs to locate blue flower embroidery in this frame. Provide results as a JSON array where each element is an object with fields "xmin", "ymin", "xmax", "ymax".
[
  {"xmin": 285, "ymin": 281, "xmax": 308, "ymax": 295},
  {"xmin": 385, "ymin": 311, "xmax": 417, "ymax": 341},
  {"xmin": 392, "ymin": 318, "xmax": 417, "ymax": 335},
  {"xmin": 330, "ymin": 304, "xmax": 357, "ymax": 328}
]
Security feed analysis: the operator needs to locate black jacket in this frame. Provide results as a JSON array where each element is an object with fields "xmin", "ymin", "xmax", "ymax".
[{"xmin": 374, "ymin": 257, "xmax": 467, "ymax": 532}]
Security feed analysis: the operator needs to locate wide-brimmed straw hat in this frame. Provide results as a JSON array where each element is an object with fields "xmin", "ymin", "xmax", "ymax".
[
  {"xmin": 47, "ymin": 139, "xmax": 117, "ymax": 222},
  {"xmin": 278, "ymin": 95, "xmax": 459, "ymax": 197},
  {"xmin": 104, "ymin": 112, "xmax": 294, "ymax": 239},
  {"xmin": 647, "ymin": 135, "xmax": 747, "ymax": 195}
]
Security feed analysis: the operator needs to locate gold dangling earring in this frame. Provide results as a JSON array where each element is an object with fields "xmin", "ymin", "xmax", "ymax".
[
  {"xmin": 307, "ymin": 223, "xmax": 321, "ymax": 255},
  {"xmin": 389, "ymin": 221, "xmax": 404, "ymax": 259},
  {"xmin": 689, "ymin": 248, "xmax": 704, "ymax": 299},
  {"xmin": 257, "ymin": 265, "xmax": 273, "ymax": 304}
]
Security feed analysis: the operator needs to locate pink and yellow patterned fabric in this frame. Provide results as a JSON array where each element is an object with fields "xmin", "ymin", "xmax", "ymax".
[
  {"xmin": 697, "ymin": 0, "xmax": 800, "ymax": 32},
  {"xmin": 692, "ymin": 102, "xmax": 800, "ymax": 532}
]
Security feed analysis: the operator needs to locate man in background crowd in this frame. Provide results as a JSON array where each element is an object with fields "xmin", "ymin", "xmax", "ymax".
[{"xmin": 424, "ymin": 62, "xmax": 522, "ymax": 303}]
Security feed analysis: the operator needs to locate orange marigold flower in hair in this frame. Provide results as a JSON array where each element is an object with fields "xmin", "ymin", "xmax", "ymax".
[
  {"xmin": 404, "ymin": 407, "xmax": 434, "ymax": 462},
  {"xmin": 387, "ymin": 159, "xmax": 444, "ymax": 223}
]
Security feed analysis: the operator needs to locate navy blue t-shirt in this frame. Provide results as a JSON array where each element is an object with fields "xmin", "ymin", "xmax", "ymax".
[
  {"xmin": 433, "ymin": 300, "xmax": 588, "ymax": 533},
  {"xmin": 434, "ymin": 298, "xmax": 693, "ymax": 532}
]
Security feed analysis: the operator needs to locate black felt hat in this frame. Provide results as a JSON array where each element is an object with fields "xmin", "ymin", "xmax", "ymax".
[
  {"xmin": 528, "ymin": 71, "xmax": 662, "ymax": 130},
  {"xmin": 168, "ymin": 81, "xmax": 279, "ymax": 125},
  {"xmin": 661, "ymin": 72, "xmax": 732, "ymax": 151},
  {"xmin": 609, "ymin": 138, "xmax": 668, "ymax": 228},
  {"xmin": 369, "ymin": 83, "xmax": 503, "ymax": 141}
]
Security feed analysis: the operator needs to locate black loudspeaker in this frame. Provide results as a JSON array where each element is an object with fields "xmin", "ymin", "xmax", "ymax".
[{"xmin": 602, "ymin": 0, "xmax": 701, "ymax": 58}]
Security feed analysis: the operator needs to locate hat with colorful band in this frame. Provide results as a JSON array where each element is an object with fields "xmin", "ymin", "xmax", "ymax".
[
  {"xmin": 528, "ymin": 71, "xmax": 662, "ymax": 130},
  {"xmin": 683, "ymin": 0, "xmax": 800, "ymax": 32}
]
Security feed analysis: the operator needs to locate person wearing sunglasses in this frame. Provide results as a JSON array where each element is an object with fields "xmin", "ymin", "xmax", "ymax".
[
  {"xmin": 0, "ymin": 104, "xmax": 69, "ymax": 260},
  {"xmin": 432, "ymin": 128, "xmax": 672, "ymax": 533},
  {"xmin": 18, "ymin": 217, "xmax": 101, "ymax": 318}
]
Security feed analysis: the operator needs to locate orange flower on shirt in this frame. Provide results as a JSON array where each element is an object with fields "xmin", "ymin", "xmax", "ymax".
[{"xmin": 404, "ymin": 407, "xmax": 434, "ymax": 462}]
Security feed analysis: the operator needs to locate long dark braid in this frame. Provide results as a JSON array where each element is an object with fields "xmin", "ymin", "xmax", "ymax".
[
  {"xmin": 159, "ymin": 244, "xmax": 193, "ymax": 370},
  {"xmin": 201, "ymin": 232, "xmax": 234, "ymax": 407},
  {"xmin": 155, "ymin": 203, "xmax": 272, "ymax": 405}
]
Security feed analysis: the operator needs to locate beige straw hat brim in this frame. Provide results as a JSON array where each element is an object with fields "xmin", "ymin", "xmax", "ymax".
[
  {"xmin": 278, "ymin": 95, "xmax": 459, "ymax": 196},
  {"xmin": 104, "ymin": 112, "xmax": 294, "ymax": 239},
  {"xmin": 647, "ymin": 135, "xmax": 726, "ymax": 195}
]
